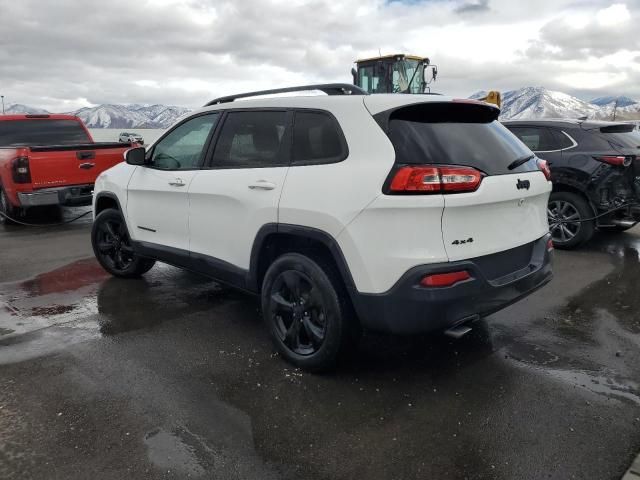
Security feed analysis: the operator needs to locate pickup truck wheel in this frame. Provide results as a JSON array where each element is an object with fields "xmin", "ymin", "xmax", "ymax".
[
  {"xmin": 548, "ymin": 192, "xmax": 595, "ymax": 249},
  {"xmin": 0, "ymin": 188, "xmax": 18, "ymax": 225},
  {"xmin": 92, "ymin": 209, "xmax": 155, "ymax": 278},
  {"xmin": 261, "ymin": 253, "xmax": 352, "ymax": 372}
]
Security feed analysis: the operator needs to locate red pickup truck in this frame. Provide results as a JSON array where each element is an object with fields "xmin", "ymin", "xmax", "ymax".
[{"xmin": 0, "ymin": 114, "xmax": 136, "ymax": 223}]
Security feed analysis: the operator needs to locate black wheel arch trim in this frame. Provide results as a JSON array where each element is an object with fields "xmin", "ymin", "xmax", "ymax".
[
  {"xmin": 94, "ymin": 191, "xmax": 124, "ymax": 214},
  {"xmin": 247, "ymin": 223, "xmax": 358, "ymax": 295}
]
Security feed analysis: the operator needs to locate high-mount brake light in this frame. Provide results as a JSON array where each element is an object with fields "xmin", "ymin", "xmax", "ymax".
[
  {"xmin": 420, "ymin": 271, "xmax": 471, "ymax": 288},
  {"xmin": 389, "ymin": 165, "xmax": 483, "ymax": 194},
  {"xmin": 537, "ymin": 158, "xmax": 551, "ymax": 181},
  {"xmin": 594, "ymin": 155, "xmax": 631, "ymax": 167}
]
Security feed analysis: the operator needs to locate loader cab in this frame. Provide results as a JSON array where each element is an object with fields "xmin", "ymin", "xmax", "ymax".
[{"xmin": 352, "ymin": 54, "xmax": 436, "ymax": 94}]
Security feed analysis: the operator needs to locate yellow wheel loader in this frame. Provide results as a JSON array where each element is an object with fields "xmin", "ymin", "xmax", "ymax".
[{"xmin": 351, "ymin": 54, "xmax": 501, "ymax": 107}]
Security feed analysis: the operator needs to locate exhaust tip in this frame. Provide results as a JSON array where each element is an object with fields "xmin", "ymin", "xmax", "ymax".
[{"xmin": 444, "ymin": 314, "xmax": 481, "ymax": 339}]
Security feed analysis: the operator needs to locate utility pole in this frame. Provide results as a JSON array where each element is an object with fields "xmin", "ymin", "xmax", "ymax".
[
  {"xmin": 612, "ymin": 98, "xmax": 618, "ymax": 121},
  {"xmin": 1, "ymin": 96, "xmax": 4, "ymax": 115}
]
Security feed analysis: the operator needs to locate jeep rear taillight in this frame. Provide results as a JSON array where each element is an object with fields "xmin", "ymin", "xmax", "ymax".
[
  {"xmin": 537, "ymin": 158, "xmax": 552, "ymax": 181},
  {"xmin": 389, "ymin": 165, "xmax": 483, "ymax": 194},
  {"xmin": 11, "ymin": 156, "xmax": 31, "ymax": 184}
]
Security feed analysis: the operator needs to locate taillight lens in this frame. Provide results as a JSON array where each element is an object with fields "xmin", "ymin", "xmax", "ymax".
[
  {"xmin": 594, "ymin": 155, "xmax": 631, "ymax": 167},
  {"xmin": 389, "ymin": 165, "xmax": 483, "ymax": 194},
  {"xmin": 11, "ymin": 156, "xmax": 31, "ymax": 184},
  {"xmin": 537, "ymin": 158, "xmax": 551, "ymax": 181},
  {"xmin": 420, "ymin": 270, "xmax": 471, "ymax": 288}
]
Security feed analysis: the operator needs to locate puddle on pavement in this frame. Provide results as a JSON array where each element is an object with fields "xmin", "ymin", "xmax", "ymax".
[
  {"xmin": 502, "ymin": 233, "xmax": 640, "ymax": 406},
  {"xmin": 144, "ymin": 427, "xmax": 207, "ymax": 477},
  {"xmin": 546, "ymin": 368, "xmax": 640, "ymax": 406},
  {"xmin": 0, "ymin": 258, "xmax": 237, "ymax": 364},
  {"xmin": 556, "ymin": 245, "xmax": 640, "ymax": 337}
]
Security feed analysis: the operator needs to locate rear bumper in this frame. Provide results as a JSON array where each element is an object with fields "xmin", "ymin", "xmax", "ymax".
[
  {"xmin": 351, "ymin": 234, "xmax": 553, "ymax": 335},
  {"xmin": 17, "ymin": 184, "xmax": 94, "ymax": 207}
]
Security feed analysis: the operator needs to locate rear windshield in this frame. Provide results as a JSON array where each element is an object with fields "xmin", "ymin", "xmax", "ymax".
[
  {"xmin": 0, "ymin": 119, "xmax": 91, "ymax": 146},
  {"xmin": 379, "ymin": 103, "xmax": 538, "ymax": 175}
]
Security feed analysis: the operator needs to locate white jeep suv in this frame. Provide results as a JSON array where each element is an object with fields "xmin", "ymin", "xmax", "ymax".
[{"xmin": 92, "ymin": 84, "xmax": 553, "ymax": 371}]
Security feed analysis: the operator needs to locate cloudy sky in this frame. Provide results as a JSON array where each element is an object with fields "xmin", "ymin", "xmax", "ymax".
[{"xmin": 0, "ymin": 0, "xmax": 638, "ymax": 111}]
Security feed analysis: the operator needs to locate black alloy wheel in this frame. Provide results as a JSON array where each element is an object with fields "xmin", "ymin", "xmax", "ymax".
[
  {"xmin": 261, "ymin": 253, "xmax": 354, "ymax": 371},
  {"xmin": 92, "ymin": 209, "xmax": 155, "ymax": 278},
  {"xmin": 270, "ymin": 270, "xmax": 327, "ymax": 356}
]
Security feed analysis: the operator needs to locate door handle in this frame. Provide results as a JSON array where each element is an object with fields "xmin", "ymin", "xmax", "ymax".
[
  {"xmin": 248, "ymin": 181, "xmax": 276, "ymax": 191},
  {"xmin": 168, "ymin": 178, "xmax": 186, "ymax": 187}
]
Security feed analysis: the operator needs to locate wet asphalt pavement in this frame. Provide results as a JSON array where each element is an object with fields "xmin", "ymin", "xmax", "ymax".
[{"xmin": 1, "ymin": 208, "xmax": 639, "ymax": 480}]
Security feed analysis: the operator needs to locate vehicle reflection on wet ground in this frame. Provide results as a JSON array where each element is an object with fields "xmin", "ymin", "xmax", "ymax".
[{"xmin": 1, "ymin": 218, "xmax": 639, "ymax": 479}]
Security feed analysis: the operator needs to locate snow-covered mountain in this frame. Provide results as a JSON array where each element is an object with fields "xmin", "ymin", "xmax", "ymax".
[
  {"xmin": 590, "ymin": 96, "xmax": 637, "ymax": 108},
  {"xmin": 1, "ymin": 103, "xmax": 190, "ymax": 128},
  {"xmin": 5, "ymin": 104, "xmax": 49, "ymax": 115},
  {"xmin": 471, "ymin": 87, "xmax": 640, "ymax": 121},
  {"xmin": 70, "ymin": 104, "xmax": 191, "ymax": 128}
]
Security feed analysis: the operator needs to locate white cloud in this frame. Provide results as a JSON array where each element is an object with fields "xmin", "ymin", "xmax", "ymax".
[
  {"xmin": 0, "ymin": 0, "xmax": 638, "ymax": 111},
  {"xmin": 596, "ymin": 3, "xmax": 631, "ymax": 26}
]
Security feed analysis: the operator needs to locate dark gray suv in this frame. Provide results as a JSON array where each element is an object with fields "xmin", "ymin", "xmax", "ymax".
[{"xmin": 504, "ymin": 119, "xmax": 640, "ymax": 249}]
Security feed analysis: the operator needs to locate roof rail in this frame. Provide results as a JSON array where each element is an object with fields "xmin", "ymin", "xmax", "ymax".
[{"xmin": 205, "ymin": 83, "xmax": 368, "ymax": 106}]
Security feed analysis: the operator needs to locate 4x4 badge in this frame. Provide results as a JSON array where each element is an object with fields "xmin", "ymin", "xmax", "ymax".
[
  {"xmin": 452, "ymin": 238, "xmax": 474, "ymax": 245},
  {"xmin": 517, "ymin": 179, "xmax": 531, "ymax": 190}
]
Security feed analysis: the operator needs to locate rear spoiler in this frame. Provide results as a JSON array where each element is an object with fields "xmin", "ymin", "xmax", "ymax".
[
  {"xmin": 583, "ymin": 124, "xmax": 636, "ymax": 134},
  {"xmin": 372, "ymin": 101, "xmax": 500, "ymax": 133}
]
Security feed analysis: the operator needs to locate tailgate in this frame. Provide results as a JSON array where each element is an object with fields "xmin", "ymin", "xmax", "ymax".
[
  {"xmin": 442, "ymin": 171, "xmax": 550, "ymax": 261},
  {"xmin": 374, "ymin": 101, "xmax": 552, "ymax": 263},
  {"xmin": 28, "ymin": 143, "xmax": 129, "ymax": 188}
]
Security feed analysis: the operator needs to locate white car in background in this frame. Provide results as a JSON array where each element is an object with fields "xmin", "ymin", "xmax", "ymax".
[
  {"xmin": 118, "ymin": 132, "xmax": 144, "ymax": 144},
  {"xmin": 92, "ymin": 83, "xmax": 554, "ymax": 371}
]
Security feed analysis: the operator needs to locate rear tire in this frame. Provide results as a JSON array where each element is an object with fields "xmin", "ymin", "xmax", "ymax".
[
  {"xmin": 548, "ymin": 192, "xmax": 595, "ymax": 249},
  {"xmin": 92, "ymin": 209, "xmax": 155, "ymax": 278},
  {"xmin": 261, "ymin": 253, "xmax": 354, "ymax": 372},
  {"xmin": 0, "ymin": 187, "xmax": 19, "ymax": 225}
]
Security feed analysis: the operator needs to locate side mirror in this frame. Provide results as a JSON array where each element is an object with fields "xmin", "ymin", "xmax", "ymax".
[
  {"xmin": 351, "ymin": 67, "xmax": 358, "ymax": 85},
  {"xmin": 125, "ymin": 146, "xmax": 147, "ymax": 166}
]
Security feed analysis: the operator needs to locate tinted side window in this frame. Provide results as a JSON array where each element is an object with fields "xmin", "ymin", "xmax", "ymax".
[
  {"xmin": 151, "ymin": 114, "xmax": 219, "ymax": 170},
  {"xmin": 211, "ymin": 111, "xmax": 288, "ymax": 168},
  {"xmin": 292, "ymin": 111, "xmax": 346, "ymax": 165},
  {"xmin": 508, "ymin": 127, "xmax": 557, "ymax": 151}
]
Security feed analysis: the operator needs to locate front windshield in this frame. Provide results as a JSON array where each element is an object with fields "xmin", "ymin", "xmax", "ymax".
[{"xmin": 392, "ymin": 59, "xmax": 424, "ymax": 94}]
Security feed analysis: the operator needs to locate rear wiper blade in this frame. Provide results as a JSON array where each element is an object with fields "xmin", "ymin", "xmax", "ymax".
[{"xmin": 508, "ymin": 154, "xmax": 535, "ymax": 170}]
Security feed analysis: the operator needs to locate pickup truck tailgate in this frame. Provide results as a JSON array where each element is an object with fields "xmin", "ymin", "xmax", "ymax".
[{"xmin": 28, "ymin": 143, "xmax": 129, "ymax": 189}]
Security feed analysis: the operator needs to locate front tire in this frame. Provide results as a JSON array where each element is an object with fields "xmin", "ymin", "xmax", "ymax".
[
  {"xmin": 261, "ymin": 253, "xmax": 353, "ymax": 372},
  {"xmin": 548, "ymin": 192, "xmax": 595, "ymax": 249},
  {"xmin": 92, "ymin": 209, "xmax": 155, "ymax": 278}
]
